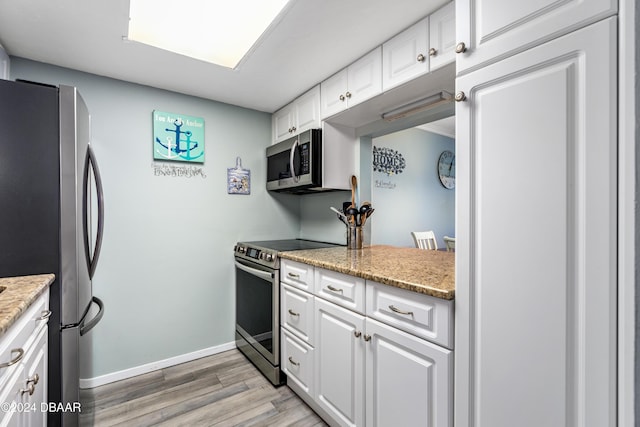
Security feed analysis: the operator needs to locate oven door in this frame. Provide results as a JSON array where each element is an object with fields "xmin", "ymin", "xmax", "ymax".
[{"xmin": 234, "ymin": 257, "xmax": 279, "ymax": 365}]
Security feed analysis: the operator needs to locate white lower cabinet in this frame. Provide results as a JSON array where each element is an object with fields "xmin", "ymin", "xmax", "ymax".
[
  {"xmin": 365, "ymin": 317, "xmax": 452, "ymax": 427},
  {"xmin": 281, "ymin": 264, "xmax": 453, "ymax": 427},
  {"xmin": 0, "ymin": 292, "xmax": 49, "ymax": 427},
  {"xmin": 314, "ymin": 298, "xmax": 365, "ymax": 427}
]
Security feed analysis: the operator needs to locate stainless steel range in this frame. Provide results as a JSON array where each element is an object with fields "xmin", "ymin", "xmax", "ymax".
[{"xmin": 234, "ymin": 239, "xmax": 341, "ymax": 386}]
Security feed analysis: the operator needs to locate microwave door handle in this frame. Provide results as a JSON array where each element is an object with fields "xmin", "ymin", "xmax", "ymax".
[{"xmin": 289, "ymin": 138, "xmax": 299, "ymax": 182}]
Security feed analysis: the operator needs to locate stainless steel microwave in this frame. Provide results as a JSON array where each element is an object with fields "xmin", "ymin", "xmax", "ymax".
[{"xmin": 266, "ymin": 129, "xmax": 322, "ymax": 193}]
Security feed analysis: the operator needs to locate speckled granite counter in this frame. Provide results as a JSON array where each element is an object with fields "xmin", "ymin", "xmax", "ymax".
[
  {"xmin": 0, "ymin": 274, "xmax": 54, "ymax": 336},
  {"xmin": 280, "ymin": 245, "xmax": 454, "ymax": 300}
]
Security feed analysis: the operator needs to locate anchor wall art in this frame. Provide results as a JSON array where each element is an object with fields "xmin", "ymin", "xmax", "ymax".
[{"xmin": 153, "ymin": 110, "xmax": 205, "ymax": 163}]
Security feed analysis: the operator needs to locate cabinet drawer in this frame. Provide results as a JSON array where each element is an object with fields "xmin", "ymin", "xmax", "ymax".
[
  {"xmin": 281, "ymin": 284, "xmax": 315, "ymax": 345},
  {"xmin": 315, "ymin": 268, "xmax": 365, "ymax": 314},
  {"xmin": 281, "ymin": 328, "xmax": 314, "ymax": 397},
  {"xmin": 366, "ymin": 281, "xmax": 454, "ymax": 349},
  {"xmin": 0, "ymin": 292, "xmax": 50, "ymax": 389},
  {"xmin": 281, "ymin": 259, "xmax": 314, "ymax": 293}
]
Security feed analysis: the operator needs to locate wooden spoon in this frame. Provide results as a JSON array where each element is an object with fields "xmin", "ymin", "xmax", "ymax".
[{"xmin": 351, "ymin": 175, "xmax": 357, "ymax": 208}]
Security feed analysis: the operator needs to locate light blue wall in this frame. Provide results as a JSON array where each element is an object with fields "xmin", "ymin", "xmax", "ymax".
[
  {"xmin": 370, "ymin": 128, "xmax": 455, "ymax": 248},
  {"xmin": 10, "ymin": 58, "xmax": 301, "ymax": 380}
]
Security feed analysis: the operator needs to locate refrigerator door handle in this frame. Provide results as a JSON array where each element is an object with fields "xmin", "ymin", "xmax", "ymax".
[
  {"xmin": 83, "ymin": 144, "xmax": 105, "ymax": 280},
  {"xmin": 80, "ymin": 296, "xmax": 104, "ymax": 336}
]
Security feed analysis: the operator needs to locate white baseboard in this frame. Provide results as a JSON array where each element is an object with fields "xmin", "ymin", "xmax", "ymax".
[{"xmin": 79, "ymin": 341, "xmax": 236, "ymax": 389}]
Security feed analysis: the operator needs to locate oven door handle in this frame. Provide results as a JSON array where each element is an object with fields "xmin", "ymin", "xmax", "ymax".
[{"xmin": 234, "ymin": 260, "xmax": 274, "ymax": 281}]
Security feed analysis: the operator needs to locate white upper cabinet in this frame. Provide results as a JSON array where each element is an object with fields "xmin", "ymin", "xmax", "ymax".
[
  {"xmin": 272, "ymin": 85, "xmax": 321, "ymax": 144},
  {"xmin": 0, "ymin": 44, "xmax": 9, "ymax": 80},
  {"xmin": 428, "ymin": 2, "xmax": 456, "ymax": 71},
  {"xmin": 455, "ymin": 18, "xmax": 617, "ymax": 427},
  {"xmin": 455, "ymin": 0, "xmax": 617, "ymax": 74},
  {"xmin": 382, "ymin": 17, "xmax": 429, "ymax": 91},
  {"xmin": 320, "ymin": 47, "xmax": 382, "ymax": 119}
]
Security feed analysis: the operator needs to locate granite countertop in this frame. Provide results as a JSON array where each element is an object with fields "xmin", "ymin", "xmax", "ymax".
[
  {"xmin": 0, "ymin": 274, "xmax": 54, "ymax": 336},
  {"xmin": 280, "ymin": 245, "xmax": 455, "ymax": 300}
]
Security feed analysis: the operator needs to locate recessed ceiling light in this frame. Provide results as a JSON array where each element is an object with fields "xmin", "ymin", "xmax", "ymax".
[{"xmin": 127, "ymin": 0, "xmax": 291, "ymax": 69}]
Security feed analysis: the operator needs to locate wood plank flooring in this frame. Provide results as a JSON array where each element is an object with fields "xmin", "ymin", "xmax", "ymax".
[{"xmin": 79, "ymin": 349, "xmax": 327, "ymax": 426}]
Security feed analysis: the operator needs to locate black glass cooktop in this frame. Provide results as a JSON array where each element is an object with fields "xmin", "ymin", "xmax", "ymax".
[{"xmin": 242, "ymin": 239, "xmax": 342, "ymax": 252}]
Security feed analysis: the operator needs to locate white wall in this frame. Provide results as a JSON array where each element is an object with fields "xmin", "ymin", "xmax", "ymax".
[
  {"xmin": 370, "ymin": 128, "xmax": 455, "ymax": 248},
  {"xmin": 10, "ymin": 58, "xmax": 301, "ymax": 383}
]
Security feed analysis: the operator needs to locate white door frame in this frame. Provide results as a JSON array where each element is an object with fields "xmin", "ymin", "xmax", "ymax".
[{"xmin": 618, "ymin": 0, "xmax": 636, "ymax": 425}]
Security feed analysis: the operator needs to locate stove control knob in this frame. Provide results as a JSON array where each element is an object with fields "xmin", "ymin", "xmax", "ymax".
[
  {"xmin": 236, "ymin": 246, "xmax": 246, "ymax": 254},
  {"xmin": 265, "ymin": 253, "xmax": 274, "ymax": 262}
]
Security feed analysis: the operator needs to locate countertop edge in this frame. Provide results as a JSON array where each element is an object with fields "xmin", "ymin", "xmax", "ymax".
[
  {"xmin": 280, "ymin": 249, "xmax": 455, "ymax": 300},
  {"xmin": 0, "ymin": 274, "xmax": 55, "ymax": 337}
]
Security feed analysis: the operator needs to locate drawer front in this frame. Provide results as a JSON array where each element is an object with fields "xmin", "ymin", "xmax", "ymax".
[
  {"xmin": 0, "ymin": 292, "xmax": 50, "ymax": 388},
  {"xmin": 281, "ymin": 284, "xmax": 315, "ymax": 345},
  {"xmin": 281, "ymin": 259, "xmax": 314, "ymax": 293},
  {"xmin": 281, "ymin": 328, "xmax": 314, "ymax": 397},
  {"xmin": 366, "ymin": 281, "xmax": 454, "ymax": 349},
  {"xmin": 315, "ymin": 268, "xmax": 365, "ymax": 314}
]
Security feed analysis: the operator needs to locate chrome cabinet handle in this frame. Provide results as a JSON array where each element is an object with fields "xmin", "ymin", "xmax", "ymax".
[
  {"xmin": 287, "ymin": 272, "xmax": 300, "ymax": 279},
  {"xmin": 389, "ymin": 305, "xmax": 414, "ymax": 316},
  {"xmin": 291, "ymin": 126, "xmax": 296, "ymax": 133},
  {"xmin": 417, "ymin": 53, "xmax": 426, "ymax": 62},
  {"xmin": 326, "ymin": 285, "xmax": 343, "ymax": 294},
  {"xmin": 38, "ymin": 310, "xmax": 52, "ymax": 321},
  {"xmin": 455, "ymin": 91, "xmax": 467, "ymax": 102},
  {"xmin": 288, "ymin": 356, "xmax": 300, "ymax": 367},
  {"xmin": 21, "ymin": 374, "xmax": 40, "ymax": 396},
  {"xmin": 0, "ymin": 348, "xmax": 24, "ymax": 369},
  {"xmin": 339, "ymin": 94, "xmax": 345, "ymax": 101},
  {"xmin": 288, "ymin": 309, "xmax": 300, "ymax": 317},
  {"xmin": 364, "ymin": 334, "xmax": 371, "ymax": 342},
  {"xmin": 345, "ymin": 91, "xmax": 352, "ymax": 99},
  {"xmin": 21, "ymin": 383, "xmax": 35, "ymax": 396},
  {"xmin": 429, "ymin": 47, "xmax": 437, "ymax": 57},
  {"xmin": 455, "ymin": 42, "xmax": 467, "ymax": 53},
  {"xmin": 354, "ymin": 330, "xmax": 362, "ymax": 338}
]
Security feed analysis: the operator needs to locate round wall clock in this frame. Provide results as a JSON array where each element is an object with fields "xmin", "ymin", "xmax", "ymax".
[{"xmin": 438, "ymin": 150, "xmax": 455, "ymax": 189}]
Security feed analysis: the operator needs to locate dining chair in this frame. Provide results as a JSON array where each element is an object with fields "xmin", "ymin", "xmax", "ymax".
[
  {"xmin": 443, "ymin": 236, "xmax": 456, "ymax": 252},
  {"xmin": 411, "ymin": 231, "xmax": 438, "ymax": 250}
]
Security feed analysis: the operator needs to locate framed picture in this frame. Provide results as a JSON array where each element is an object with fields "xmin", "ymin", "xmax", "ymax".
[{"xmin": 153, "ymin": 110, "xmax": 205, "ymax": 163}]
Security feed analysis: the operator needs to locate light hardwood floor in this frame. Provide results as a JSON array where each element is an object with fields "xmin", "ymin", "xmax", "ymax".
[{"xmin": 79, "ymin": 349, "xmax": 327, "ymax": 426}]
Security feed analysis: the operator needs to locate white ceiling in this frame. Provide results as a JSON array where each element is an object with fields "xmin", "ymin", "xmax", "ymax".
[{"xmin": 0, "ymin": 0, "xmax": 449, "ymax": 113}]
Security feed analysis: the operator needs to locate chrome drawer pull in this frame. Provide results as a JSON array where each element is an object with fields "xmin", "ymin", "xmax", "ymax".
[
  {"xmin": 38, "ymin": 310, "xmax": 52, "ymax": 321},
  {"xmin": 389, "ymin": 305, "xmax": 414, "ymax": 316},
  {"xmin": 21, "ymin": 383, "xmax": 35, "ymax": 396},
  {"xmin": 0, "ymin": 348, "xmax": 24, "ymax": 369},
  {"xmin": 288, "ymin": 309, "xmax": 300, "ymax": 317},
  {"xmin": 287, "ymin": 272, "xmax": 300, "ymax": 279},
  {"xmin": 288, "ymin": 356, "xmax": 300, "ymax": 367},
  {"xmin": 326, "ymin": 285, "xmax": 343, "ymax": 294},
  {"xmin": 354, "ymin": 330, "xmax": 362, "ymax": 338},
  {"xmin": 364, "ymin": 334, "xmax": 371, "ymax": 342}
]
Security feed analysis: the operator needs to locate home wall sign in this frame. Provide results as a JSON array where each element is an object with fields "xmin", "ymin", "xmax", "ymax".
[
  {"xmin": 153, "ymin": 110, "xmax": 205, "ymax": 163},
  {"xmin": 152, "ymin": 163, "xmax": 207, "ymax": 178},
  {"xmin": 373, "ymin": 146, "xmax": 406, "ymax": 175}
]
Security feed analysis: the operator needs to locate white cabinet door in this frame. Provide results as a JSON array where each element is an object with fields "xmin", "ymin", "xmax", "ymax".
[
  {"xmin": 294, "ymin": 85, "xmax": 321, "ymax": 135},
  {"xmin": 346, "ymin": 47, "xmax": 382, "ymax": 109},
  {"xmin": 321, "ymin": 48, "xmax": 382, "ymax": 119},
  {"xmin": 21, "ymin": 327, "xmax": 47, "ymax": 427},
  {"xmin": 272, "ymin": 104, "xmax": 294, "ymax": 143},
  {"xmin": 314, "ymin": 298, "xmax": 365, "ymax": 427},
  {"xmin": 272, "ymin": 86, "xmax": 321, "ymax": 144},
  {"xmin": 456, "ymin": 0, "xmax": 616, "ymax": 74},
  {"xmin": 428, "ymin": 1, "xmax": 456, "ymax": 71},
  {"xmin": 455, "ymin": 18, "xmax": 617, "ymax": 427},
  {"xmin": 382, "ymin": 17, "xmax": 429, "ymax": 91},
  {"xmin": 365, "ymin": 318, "xmax": 452, "ymax": 427}
]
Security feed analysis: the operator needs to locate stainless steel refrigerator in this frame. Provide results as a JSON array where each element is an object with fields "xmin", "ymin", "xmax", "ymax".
[{"xmin": 0, "ymin": 79, "xmax": 105, "ymax": 427}]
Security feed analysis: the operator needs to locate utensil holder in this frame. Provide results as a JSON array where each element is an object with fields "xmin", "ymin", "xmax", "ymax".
[{"xmin": 347, "ymin": 225, "xmax": 363, "ymax": 249}]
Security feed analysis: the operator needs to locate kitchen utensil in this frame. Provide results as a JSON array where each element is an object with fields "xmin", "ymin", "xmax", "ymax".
[
  {"xmin": 361, "ymin": 207, "xmax": 375, "ymax": 227},
  {"xmin": 330, "ymin": 207, "xmax": 350, "ymax": 226},
  {"xmin": 345, "ymin": 205, "xmax": 358, "ymax": 225},
  {"xmin": 350, "ymin": 175, "xmax": 357, "ymax": 208}
]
